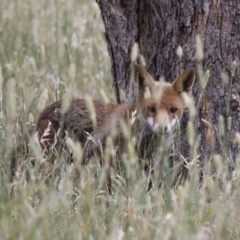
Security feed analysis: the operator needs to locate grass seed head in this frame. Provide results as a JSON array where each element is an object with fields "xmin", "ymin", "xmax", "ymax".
[
  {"xmin": 37, "ymin": 88, "xmax": 49, "ymax": 112},
  {"xmin": 131, "ymin": 42, "xmax": 139, "ymax": 62},
  {"xmin": 182, "ymin": 92, "xmax": 196, "ymax": 118},
  {"xmin": 235, "ymin": 132, "xmax": 240, "ymax": 145},
  {"xmin": 176, "ymin": 46, "xmax": 183, "ymax": 59},
  {"xmin": 231, "ymin": 60, "xmax": 237, "ymax": 77},
  {"xmin": 195, "ymin": 35, "xmax": 204, "ymax": 62}
]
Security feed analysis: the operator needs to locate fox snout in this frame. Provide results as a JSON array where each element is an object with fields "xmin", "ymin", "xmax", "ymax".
[{"xmin": 146, "ymin": 110, "xmax": 177, "ymax": 134}]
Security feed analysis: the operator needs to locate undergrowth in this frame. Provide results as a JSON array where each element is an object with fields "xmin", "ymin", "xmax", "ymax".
[{"xmin": 0, "ymin": 0, "xmax": 240, "ymax": 240}]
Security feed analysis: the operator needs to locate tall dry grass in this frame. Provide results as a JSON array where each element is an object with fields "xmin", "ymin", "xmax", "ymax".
[{"xmin": 0, "ymin": 0, "xmax": 240, "ymax": 240}]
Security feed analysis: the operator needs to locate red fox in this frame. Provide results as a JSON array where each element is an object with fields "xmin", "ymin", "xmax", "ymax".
[{"xmin": 35, "ymin": 64, "xmax": 195, "ymax": 192}]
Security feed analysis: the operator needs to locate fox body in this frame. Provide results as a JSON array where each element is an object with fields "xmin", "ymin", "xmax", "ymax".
[
  {"xmin": 36, "ymin": 99, "xmax": 135, "ymax": 164},
  {"xmin": 35, "ymin": 64, "xmax": 195, "ymax": 191}
]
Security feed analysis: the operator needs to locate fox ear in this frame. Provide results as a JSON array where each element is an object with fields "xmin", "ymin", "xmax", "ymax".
[
  {"xmin": 134, "ymin": 64, "xmax": 155, "ymax": 91},
  {"xmin": 173, "ymin": 68, "xmax": 196, "ymax": 95}
]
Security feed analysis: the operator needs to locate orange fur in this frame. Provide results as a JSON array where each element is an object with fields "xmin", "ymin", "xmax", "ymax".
[{"xmin": 35, "ymin": 64, "xmax": 195, "ymax": 193}]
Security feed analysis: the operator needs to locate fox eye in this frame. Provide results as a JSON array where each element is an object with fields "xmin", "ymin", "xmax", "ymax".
[
  {"xmin": 170, "ymin": 108, "xmax": 178, "ymax": 113},
  {"xmin": 148, "ymin": 106, "xmax": 156, "ymax": 114}
]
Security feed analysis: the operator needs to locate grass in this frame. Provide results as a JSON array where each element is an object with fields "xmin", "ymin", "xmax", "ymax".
[{"xmin": 0, "ymin": 0, "xmax": 240, "ymax": 239}]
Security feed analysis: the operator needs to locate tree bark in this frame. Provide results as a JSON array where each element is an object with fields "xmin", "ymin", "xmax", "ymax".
[
  {"xmin": 97, "ymin": 0, "xmax": 240, "ymax": 175},
  {"xmin": 96, "ymin": 0, "xmax": 138, "ymax": 103}
]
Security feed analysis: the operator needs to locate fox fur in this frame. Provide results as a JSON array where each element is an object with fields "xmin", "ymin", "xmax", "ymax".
[{"xmin": 35, "ymin": 64, "xmax": 196, "ymax": 192}]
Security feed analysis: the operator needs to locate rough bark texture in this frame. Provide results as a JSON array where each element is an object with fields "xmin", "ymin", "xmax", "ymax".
[
  {"xmin": 97, "ymin": 0, "xmax": 240, "ymax": 174},
  {"xmin": 96, "ymin": 0, "xmax": 138, "ymax": 103}
]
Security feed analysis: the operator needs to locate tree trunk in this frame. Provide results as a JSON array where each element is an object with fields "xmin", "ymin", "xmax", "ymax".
[
  {"xmin": 96, "ymin": 0, "xmax": 138, "ymax": 103},
  {"xmin": 97, "ymin": 0, "xmax": 240, "ymax": 176}
]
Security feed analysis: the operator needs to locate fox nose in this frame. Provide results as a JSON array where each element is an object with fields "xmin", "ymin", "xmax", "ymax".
[{"xmin": 158, "ymin": 126, "xmax": 168, "ymax": 133}]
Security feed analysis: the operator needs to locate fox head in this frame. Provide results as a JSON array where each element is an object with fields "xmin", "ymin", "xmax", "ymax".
[{"xmin": 135, "ymin": 64, "xmax": 195, "ymax": 134}]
